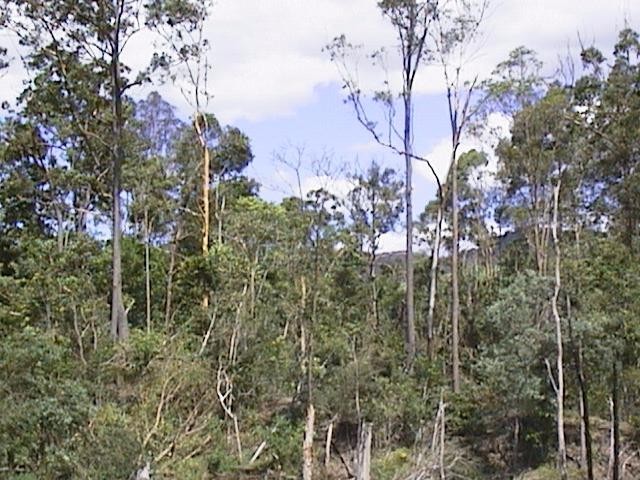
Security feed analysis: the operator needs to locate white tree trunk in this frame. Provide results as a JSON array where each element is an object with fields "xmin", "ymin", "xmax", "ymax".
[
  {"xmin": 302, "ymin": 403, "xmax": 315, "ymax": 480},
  {"xmin": 355, "ymin": 422, "xmax": 372, "ymax": 480},
  {"xmin": 551, "ymin": 179, "xmax": 567, "ymax": 478}
]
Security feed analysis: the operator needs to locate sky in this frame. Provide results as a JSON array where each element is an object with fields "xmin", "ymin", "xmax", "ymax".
[{"xmin": 1, "ymin": 0, "xmax": 638, "ymax": 251}]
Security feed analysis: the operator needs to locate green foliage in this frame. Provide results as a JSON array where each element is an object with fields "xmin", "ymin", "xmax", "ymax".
[
  {"xmin": 0, "ymin": 327, "xmax": 90, "ymax": 477},
  {"xmin": 2, "ymin": 4, "xmax": 640, "ymax": 476},
  {"xmin": 372, "ymin": 447, "xmax": 411, "ymax": 479}
]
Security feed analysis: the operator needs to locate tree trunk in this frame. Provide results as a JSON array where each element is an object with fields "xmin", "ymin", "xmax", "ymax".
[
  {"xmin": 577, "ymin": 344, "xmax": 594, "ymax": 479},
  {"xmin": 355, "ymin": 422, "xmax": 372, "ymax": 480},
  {"xmin": 612, "ymin": 362, "xmax": 620, "ymax": 480},
  {"xmin": 427, "ymin": 199, "xmax": 444, "ymax": 360},
  {"xmin": 369, "ymin": 234, "xmax": 379, "ymax": 326},
  {"xmin": 451, "ymin": 146, "xmax": 461, "ymax": 394},
  {"xmin": 144, "ymin": 206, "xmax": 152, "ymax": 333},
  {"xmin": 403, "ymin": 91, "xmax": 416, "ymax": 369},
  {"xmin": 567, "ymin": 297, "xmax": 594, "ymax": 480},
  {"xmin": 195, "ymin": 112, "xmax": 210, "ymax": 309},
  {"xmin": 164, "ymin": 224, "xmax": 179, "ymax": 329},
  {"xmin": 513, "ymin": 416, "xmax": 520, "ymax": 471},
  {"xmin": 55, "ymin": 206, "xmax": 65, "ymax": 253},
  {"xmin": 302, "ymin": 403, "xmax": 315, "ymax": 480},
  {"xmin": 439, "ymin": 398, "xmax": 446, "ymax": 480},
  {"xmin": 550, "ymin": 179, "xmax": 566, "ymax": 478},
  {"xmin": 110, "ymin": 4, "xmax": 128, "ymax": 342},
  {"xmin": 324, "ymin": 419, "xmax": 333, "ymax": 468}
]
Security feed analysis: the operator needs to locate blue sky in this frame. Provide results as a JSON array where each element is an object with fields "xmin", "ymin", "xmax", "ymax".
[
  {"xmin": 237, "ymin": 84, "xmax": 450, "ymax": 203},
  {"xmin": 1, "ymin": 0, "xmax": 638, "ymax": 250}
]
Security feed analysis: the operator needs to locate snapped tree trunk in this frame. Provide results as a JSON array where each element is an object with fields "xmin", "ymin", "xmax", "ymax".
[{"xmin": 109, "ymin": 3, "xmax": 128, "ymax": 342}]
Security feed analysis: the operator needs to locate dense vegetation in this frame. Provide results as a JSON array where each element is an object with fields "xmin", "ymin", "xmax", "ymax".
[{"xmin": 1, "ymin": 1, "xmax": 639, "ymax": 479}]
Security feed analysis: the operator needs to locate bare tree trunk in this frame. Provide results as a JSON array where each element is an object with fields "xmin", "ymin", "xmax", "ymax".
[
  {"xmin": 368, "ymin": 234, "xmax": 380, "ymax": 326},
  {"xmin": 302, "ymin": 403, "xmax": 315, "ymax": 480},
  {"xmin": 451, "ymin": 147, "xmax": 461, "ymax": 394},
  {"xmin": 195, "ymin": 112, "xmax": 210, "ymax": 309},
  {"xmin": 427, "ymin": 200, "xmax": 444, "ymax": 360},
  {"xmin": 439, "ymin": 399, "xmax": 446, "ymax": 480},
  {"xmin": 55, "ymin": 206, "xmax": 65, "ymax": 253},
  {"xmin": 325, "ymin": 419, "xmax": 334, "ymax": 469},
  {"xmin": 612, "ymin": 362, "xmax": 620, "ymax": 480},
  {"xmin": 355, "ymin": 422, "xmax": 372, "ymax": 480},
  {"xmin": 403, "ymin": 91, "xmax": 416, "ymax": 369},
  {"xmin": 550, "ymin": 179, "xmax": 566, "ymax": 479},
  {"xmin": 164, "ymin": 225, "xmax": 180, "ymax": 329},
  {"xmin": 144, "ymin": 206, "xmax": 151, "ymax": 333},
  {"xmin": 110, "ymin": 2, "xmax": 128, "ymax": 342}
]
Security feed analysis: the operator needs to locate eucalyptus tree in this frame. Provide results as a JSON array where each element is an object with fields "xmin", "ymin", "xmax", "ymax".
[
  {"xmin": 430, "ymin": 0, "xmax": 488, "ymax": 389},
  {"xmin": 130, "ymin": 92, "xmax": 183, "ymax": 331},
  {"xmin": 584, "ymin": 29, "xmax": 640, "ymax": 250},
  {"xmin": 484, "ymin": 48, "xmax": 549, "ymax": 273},
  {"xmin": 571, "ymin": 29, "xmax": 640, "ymax": 478},
  {"xmin": 327, "ymin": 0, "xmax": 442, "ymax": 368},
  {"xmin": 347, "ymin": 161, "xmax": 404, "ymax": 324},
  {"xmin": 146, "ymin": 0, "xmax": 216, "ymax": 308},
  {"xmin": 2, "ymin": 0, "xmax": 186, "ymax": 341}
]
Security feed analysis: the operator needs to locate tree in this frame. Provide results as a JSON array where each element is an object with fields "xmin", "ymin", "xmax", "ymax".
[
  {"xmin": 130, "ymin": 92, "xmax": 183, "ymax": 332},
  {"xmin": 584, "ymin": 29, "xmax": 640, "ymax": 250},
  {"xmin": 347, "ymin": 161, "xmax": 404, "ymax": 324},
  {"xmin": 147, "ymin": 0, "xmax": 215, "ymax": 308},
  {"xmin": 3, "ymin": 0, "xmax": 176, "ymax": 341},
  {"xmin": 431, "ymin": 0, "xmax": 488, "ymax": 391},
  {"xmin": 327, "ymin": 0, "xmax": 442, "ymax": 368},
  {"xmin": 484, "ymin": 47, "xmax": 549, "ymax": 274}
]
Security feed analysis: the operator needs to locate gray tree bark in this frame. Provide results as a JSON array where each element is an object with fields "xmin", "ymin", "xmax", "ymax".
[
  {"xmin": 110, "ymin": 0, "xmax": 128, "ymax": 342},
  {"xmin": 302, "ymin": 403, "xmax": 315, "ymax": 480},
  {"xmin": 355, "ymin": 422, "xmax": 372, "ymax": 480}
]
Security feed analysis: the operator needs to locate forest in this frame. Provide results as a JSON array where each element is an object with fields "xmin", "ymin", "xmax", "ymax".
[{"xmin": 0, "ymin": 0, "xmax": 639, "ymax": 479}]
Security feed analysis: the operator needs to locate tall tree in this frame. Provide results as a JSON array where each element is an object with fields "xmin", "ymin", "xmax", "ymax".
[
  {"xmin": 3, "ymin": 0, "xmax": 153, "ymax": 340},
  {"xmin": 327, "ymin": 0, "xmax": 442, "ymax": 367},
  {"xmin": 131, "ymin": 92, "xmax": 183, "ymax": 331},
  {"xmin": 431, "ymin": 0, "xmax": 487, "ymax": 390},
  {"xmin": 147, "ymin": 0, "xmax": 215, "ymax": 308},
  {"xmin": 485, "ymin": 48, "xmax": 549, "ymax": 273}
]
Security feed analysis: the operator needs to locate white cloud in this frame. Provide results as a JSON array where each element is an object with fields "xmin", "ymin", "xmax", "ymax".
[
  {"xmin": 415, "ymin": 110, "xmax": 510, "ymax": 188},
  {"xmin": 2, "ymin": 0, "xmax": 638, "ymax": 122},
  {"xmin": 199, "ymin": 0, "xmax": 637, "ymax": 121},
  {"xmin": 301, "ymin": 175, "xmax": 354, "ymax": 199},
  {"xmin": 378, "ymin": 231, "xmax": 406, "ymax": 253}
]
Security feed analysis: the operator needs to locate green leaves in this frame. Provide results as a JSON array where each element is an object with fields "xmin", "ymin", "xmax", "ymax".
[{"xmin": 0, "ymin": 327, "xmax": 90, "ymax": 476}]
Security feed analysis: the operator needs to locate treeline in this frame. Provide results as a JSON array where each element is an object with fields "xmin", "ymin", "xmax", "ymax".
[{"xmin": 1, "ymin": 0, "xmax": 640, "ymax": 479}]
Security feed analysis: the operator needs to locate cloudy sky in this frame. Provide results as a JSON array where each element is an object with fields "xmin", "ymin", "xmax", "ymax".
[{"xmin": 1, "ymin": 0, "xmax": 638, "ymax": 250}]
